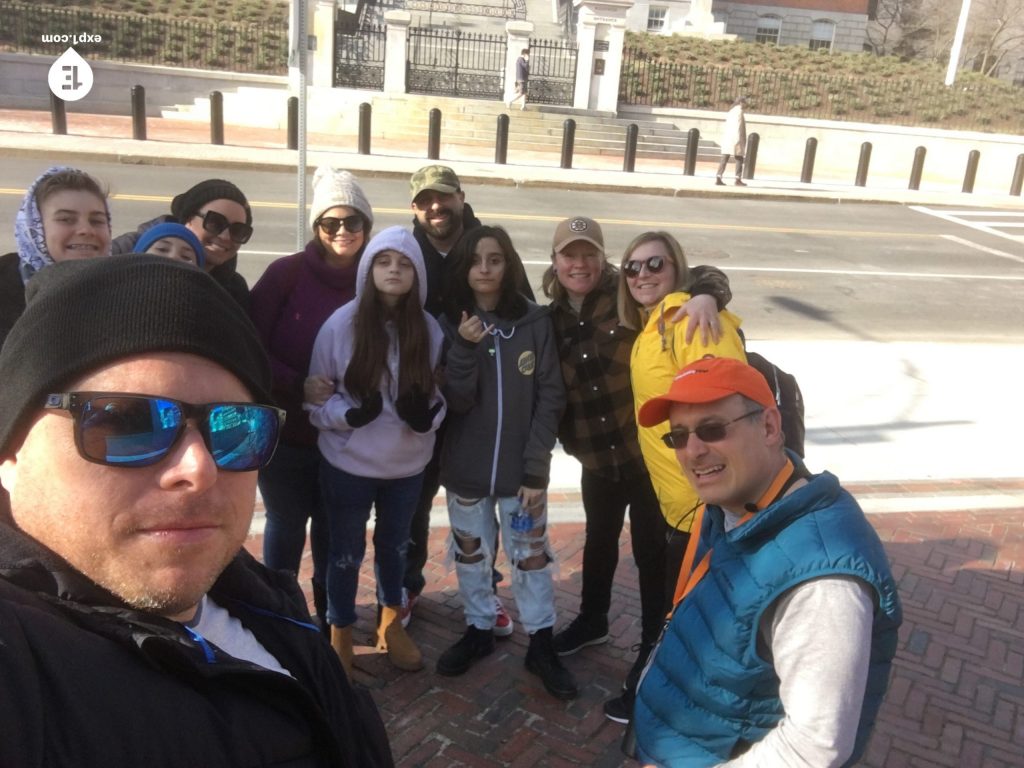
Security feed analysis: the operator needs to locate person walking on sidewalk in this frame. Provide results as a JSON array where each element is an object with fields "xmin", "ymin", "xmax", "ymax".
[
  {"xmin": 543, "ymin": 217, "xmax": 732, "ymax": 722},
  {"xmin": 632, "ymin": 356, "xmax": 902, "ymax": 767},
  {"xmin": 307, "ymin": 227, "xmax": 446, "ymax": 677},
  {"xmin": 508, "ymin": 48, "xmax": 530, "ymax": 111},
  {"xmin": 716, "ymin": 96, "xmax": 748, "ymax": 187},
  {"xmin": 403, "ymin": 165, "xmax": 528, "ymax": 631},
  {"xmin": 434, "ymin": 226, "xmax": 575, "ymax": 700},
  {"xmin": 0, "ymin": 256, "xmax": 393, "ymax": 766},
  {"xmin": 249, "ymin": 167, "xmax": 374, "ymax": 628}
]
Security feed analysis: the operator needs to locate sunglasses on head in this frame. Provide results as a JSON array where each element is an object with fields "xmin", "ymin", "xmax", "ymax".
[
  {"xmin": 660, "ymin": 408, "xmax": 763, "ymax": 450},
  {"xmin": 193, "ymin": 210, "xmax": 253, "ymax": 245},
  {"xmin": 45, "ymin": 392, "xmax": 284, "ymax": 471},
  {"xmin": 316, "ymin": 215, "xmax": 364, "ymax": 236},
  {"xmin": 623, "ymin": 255, "xmax": 667, "ymax": 278}
]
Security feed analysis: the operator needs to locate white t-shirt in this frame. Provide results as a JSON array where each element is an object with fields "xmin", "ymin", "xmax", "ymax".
[{"xmin": 185, "ymin": 595, "xmax": 292, "ymax": 677}]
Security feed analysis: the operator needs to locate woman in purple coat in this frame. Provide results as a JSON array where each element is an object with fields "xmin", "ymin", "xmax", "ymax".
[{"xmin": 248, "ymin": 167, "xmax": 374, "ymax": 624}]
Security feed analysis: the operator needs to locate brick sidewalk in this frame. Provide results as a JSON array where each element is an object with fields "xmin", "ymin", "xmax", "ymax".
[{"xmin": 244, "ymin": 504, "xmax": 1024, "ymax": 767}]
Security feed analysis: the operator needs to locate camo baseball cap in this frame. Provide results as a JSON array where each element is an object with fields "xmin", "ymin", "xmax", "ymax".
[{"xmin": 410, "ymin": 165, "xmax": 461, "ymax": 200}]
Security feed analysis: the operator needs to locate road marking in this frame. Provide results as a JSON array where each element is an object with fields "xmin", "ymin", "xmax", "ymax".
[
  {"xmin": 910, "ymin": 205, "xmax": 1024, "ymax": 248},
  {"xmin": 940, "ymin": 235, "xmax": 1024, "ymax": 264}
]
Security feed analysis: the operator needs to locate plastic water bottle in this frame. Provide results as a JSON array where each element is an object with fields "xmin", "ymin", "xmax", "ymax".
[{"xmin": 509, "ymin": 503, "xmax": 533, "ymax": 563}]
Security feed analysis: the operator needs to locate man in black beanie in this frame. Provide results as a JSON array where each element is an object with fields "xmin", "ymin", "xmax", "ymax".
[
  {"xmin": 111, "ymin": 178, "xmax": 253, "ymax": 309},
  {"xmin": 0, "ymin": 257, "xmax": 393, "ymax": 767}
]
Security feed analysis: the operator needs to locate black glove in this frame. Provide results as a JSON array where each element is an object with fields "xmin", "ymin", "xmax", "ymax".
[
  {"xmin": 395, "ymin": 388, "xmax": 442, "ymax": 433},
  {"xmin": 345, "ymin": 391, "xmax": 383, "ymax": 428}
]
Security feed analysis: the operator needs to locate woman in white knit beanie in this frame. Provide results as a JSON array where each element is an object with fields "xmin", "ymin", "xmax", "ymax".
[{"xmin": 246, "ymin": 167, "xmax": 375, "ymax": 627}]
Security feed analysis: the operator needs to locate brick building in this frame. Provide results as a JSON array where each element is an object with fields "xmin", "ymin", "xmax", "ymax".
[{"xmin": 625, "ymin": 1, "xmax": 876, "ymax": 53}]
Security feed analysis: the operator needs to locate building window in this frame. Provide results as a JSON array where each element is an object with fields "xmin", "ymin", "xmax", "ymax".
[
  {"xmin": 755, "ymin": 16, "xmax": 781, "ymax": 45},
  {"xmin": 647, "ymin": 7, "xmax": 667, "ymax": 32},
  {"xmin": 810, "ymin": 20, "xmax": 835, "ymax": 51}
]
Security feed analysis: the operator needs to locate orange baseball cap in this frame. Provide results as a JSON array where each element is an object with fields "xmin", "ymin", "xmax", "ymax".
[{"xmin": 637, "ymin": 356, "xmax": 776, "ymax": 427}]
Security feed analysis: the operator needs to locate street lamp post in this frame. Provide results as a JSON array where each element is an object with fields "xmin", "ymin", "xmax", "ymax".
[{"xmin": 945, "ymin": 0, "xmax": 974, "ymax": 86}]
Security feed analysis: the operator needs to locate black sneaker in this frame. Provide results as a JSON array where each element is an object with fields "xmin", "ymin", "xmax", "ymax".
[
  {"xmin": 623, "ymin": 641, "xmax": 655, "ymax": 693},
  {"xmin": 525, "ymin": 627, "xmax": 579, "ymax": 700},
  {"xmin": 436, "ymin": 626, "xmax": 494, "ymax": 677},
  {"xmin": 603, "ymin": 688, "xmax": 634, "ymax": 724},
  {"xmin": 552, "ymin": 613, "xmax": 609, "ymax": 656}
]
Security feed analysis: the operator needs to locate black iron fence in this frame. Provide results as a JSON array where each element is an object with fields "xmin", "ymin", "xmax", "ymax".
[
  {"xmin": 0, "ymin": 2, "xmax": 287, "ymax": 74},
  {"xmin": 334, "ymin": 20, "xmax": 385, "ymax": 90},
  {"xmin": 401, "ymin": 0, "xmax": 526, "ymax": 19},
  {"xmin": 619, "ymin": 48, "xmax": 1022, "ymax": 133},
  {"xmin": 407, "ymin": 28, "xmax": 506, "ymax": 100},
  {"xmin": 527, "ymin": 37, "xmax": 577, "ymax": 106}
]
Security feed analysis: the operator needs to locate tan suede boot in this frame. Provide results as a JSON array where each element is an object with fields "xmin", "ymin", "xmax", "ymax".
[
  {"xmin": 376, "ymin": 605, "xmax": 423, "ymax": 671},
  {"xmin": 330, "ymin": 624, "xmax": 354, "ymax": 679}
]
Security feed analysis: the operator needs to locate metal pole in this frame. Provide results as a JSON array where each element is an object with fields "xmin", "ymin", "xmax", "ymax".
[
  {"xmin": 358, "ymin": 102, "xmax": 372, "ymax": 155},
  {"xmin": 1011, "ymin": 154, "xmax": 1024, "ymax": 196},
  {"xmin": 560, "ymin": 119, "xmax": 576, "ymax": 169},
  {"xmin": 744, "ymin": 132, "xmax": 759, "ymax": 179},
  {"xmin": 962, "ymin": 149, "xmax": 980, "ymax": 193},
  {"xmin": 130, "ymin": 85, "xmax": 146, "ymax": 141},
  {"xmin": 946, "ymin": 0, "xmax": 974, "ymax": 86},
  {"xmin": 855, "ymin": 142, "xmax": 872, "ymax": 187},
  {"xmin": 291, "ymin": 0, "xmax": 309, "ymax": 252},
  {"xmin": 623, "ymin": 123, "xmax": 638, "ymax": 173},
  {"xmin": 210, "ymin": 91, "xmax": 224, "ymax": 145},
  {"xmin": 909, "ymin": 146, "xmax": 926, "ymax": 191},
  {"xmin": 427, "ymin": 108, "xmax": 441, "ymax": 160},
  {"xmin": 49, "ymin": 91, "xmax": 67, "ymax": 135},
  {"xmin": 800, "ymin": 137, "xmax": 817, "ymax": 184},
  {"xmin": 495, "ymin": 114, "xmax": 509, "ymax": 165},
  {"xmin": 683, "ymin": 127, "xmax": 699, "ymax": 176},
  {"xmin": 287, "ymin": 97, "xmax": 299, "ymax": 150}
]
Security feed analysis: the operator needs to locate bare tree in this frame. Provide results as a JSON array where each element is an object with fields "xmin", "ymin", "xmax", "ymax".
[{"xmin": 962, "ymin": 0, "xmax": 1024, "ymax": 76}]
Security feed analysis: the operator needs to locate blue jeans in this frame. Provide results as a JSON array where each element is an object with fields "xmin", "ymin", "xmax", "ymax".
[
  {"xmin": 446, "ymin": 493, "xmax": 556, "ymax": 634},
  {"xmin": 258, "ymin": 442, "xmax": 327, "ymax": 591},
  {"xmin": 320, "ymin": 463, "xmax": 424, "ymax": 628}
]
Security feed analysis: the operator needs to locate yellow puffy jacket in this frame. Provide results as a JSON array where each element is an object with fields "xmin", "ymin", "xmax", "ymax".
[{"xmin": 630, "ymin": 292, "xmax": 746, "ymax": 531}]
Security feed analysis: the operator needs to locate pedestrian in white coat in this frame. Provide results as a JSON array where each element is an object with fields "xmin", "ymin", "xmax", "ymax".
[{"xmin": 716, "ymin": 96, "xmax": 748, "ymax": 187}]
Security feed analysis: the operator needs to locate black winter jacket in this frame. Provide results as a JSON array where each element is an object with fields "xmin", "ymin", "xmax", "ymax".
[
  {"xmin": 0, "ymin": 251, "xmax": 26, "ymax": 350},
  {"xmin": 0, "ymin": 520, "xmax": 393, "ymax": 768}
]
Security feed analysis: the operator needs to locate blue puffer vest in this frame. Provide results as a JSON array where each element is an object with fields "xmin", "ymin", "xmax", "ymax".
[{"xmin": 634, "ymin": 467, "xmax": 902, "ymax": 767}]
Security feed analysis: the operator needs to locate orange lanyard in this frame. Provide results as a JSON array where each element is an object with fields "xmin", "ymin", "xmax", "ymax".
[{"xmin": 671, "ymin": 458, "xmax": 795, "ymax": 608}]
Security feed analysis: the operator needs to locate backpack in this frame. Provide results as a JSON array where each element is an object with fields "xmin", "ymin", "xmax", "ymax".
[{"xmin": 744, "ymin": 351, "xmax": 806, "ymax": 458}]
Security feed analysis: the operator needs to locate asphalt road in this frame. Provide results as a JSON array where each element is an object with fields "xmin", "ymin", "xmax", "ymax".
[{"xmin": 3, "ymin": 158, "xmax": 1023, "ymax": 344}]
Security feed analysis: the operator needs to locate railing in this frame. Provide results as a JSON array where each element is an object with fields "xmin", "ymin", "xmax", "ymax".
[
  {"xmin": 401, "ymin": 0, "xmax": 526, "ymax": 19},
  {"xmin": 0, "ymin": 2, "xmax": 287, "ymax": 74},
  {"xmin": 619, "ymin": 48, "xmax": 1021, "ymax": 134},
  {"xmin": 528, "ymin": 37, "xmax": 578, "ymax": 106},
  {"xmin": 407, "ymin": 28, "xmax": 506, "ymax": 100},
  {"xmin": 335, "ymin": 21, "xmax": 385, "ymax": 90}
]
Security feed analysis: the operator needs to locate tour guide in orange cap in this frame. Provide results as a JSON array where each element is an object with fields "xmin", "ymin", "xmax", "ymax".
[{"xmin": 631, "ymin": 356, "xmax": 902, "ymax": 768}]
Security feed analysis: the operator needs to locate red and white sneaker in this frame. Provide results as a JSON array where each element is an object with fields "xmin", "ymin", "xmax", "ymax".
[
  {"xmin": 493, "ymin": 595, "xmax": 514, "ymax": 637},
  {"xmin": 399, "ymin": 588, "xmax": 419, "ymax": 629}
]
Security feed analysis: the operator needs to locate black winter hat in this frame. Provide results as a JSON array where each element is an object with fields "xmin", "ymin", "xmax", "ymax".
[
  {"xmin": 0, "ymin": 255, "xmax": 272, "ymax": 459},
  {"xmin": 170, "ymin": 179, "xmax": 252, "ymax": 225}
]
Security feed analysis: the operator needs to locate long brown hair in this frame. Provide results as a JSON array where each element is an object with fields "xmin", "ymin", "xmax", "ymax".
[
  {"xmin": 343, "ymin": 258, "xmax": 435, "ymax": 400},
  {"xmin": 616, "ymin": 231, "xmax": 690, "ymax": 331}
]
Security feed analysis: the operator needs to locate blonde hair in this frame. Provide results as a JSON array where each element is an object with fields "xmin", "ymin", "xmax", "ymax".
[{"xmin": 616, "ymin": 231, "xmax": 690, "ymax": 331}]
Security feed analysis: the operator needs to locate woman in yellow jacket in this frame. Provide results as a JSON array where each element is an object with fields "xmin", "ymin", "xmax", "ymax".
[{"xmin": 617, "ymin": 231, "xmax": 746, "ymax": 586}]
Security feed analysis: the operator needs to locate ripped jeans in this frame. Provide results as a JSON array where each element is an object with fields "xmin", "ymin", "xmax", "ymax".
[{"xmin": 446, "ymin": 493, "xmax": 556, "ymax": 634}]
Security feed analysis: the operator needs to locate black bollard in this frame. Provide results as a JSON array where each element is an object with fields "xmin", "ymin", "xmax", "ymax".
[
  {"xmin": 909, "ymin": 146, "xmax": 926, "ymax": 191},
  {"xmin": 427, "ymin": 108, "xmax": 441, "ymax": 160},
  {"xmin": 962, "ymin": 150, "xmax": 980, "ymax": 194},
  {"xmin": 495, "ymin": 114, "xmax": 509, "ymax": 165},
  {"xmin": 130, "ymin": 85, "xmax": 147, "ymax": 141},
  {"xmin": 800, "ymin": 137, "xmax": 818, "ymax": 184},
  {"xmin": 210, "ymin": 91, "xmax": 224, "ymax": 146},
  {"xmin": 287, "ymin": 97, "xmax": 298, "ymax": 150},
  {"xmin": 49, "ymin": 91, "xmax": 67, "ymax": 135},
  {"xmin": 1011, "ymin": 154, "xmax": 1024, "ymax": 196},
  {"xmin": 744, "ymin": 132, "xmax": 759, "ymax": 179},
  {"xmin": 855, "ymin": 142, "xmax": 872, "ymax": 187},
  {"xmin": 358, "ymin": 102, "xmax": 372, "ymax": 155},
  {"xmin": 623, "ymin": 124, "xmax": 638, "ymax": 173},
  {"xmin": 560, "ymin": 119, "xmax": 576, "ymax": 170},
  {"xmin": 684, "ymin": 127, "xmax": 700, "ymax": 176}
]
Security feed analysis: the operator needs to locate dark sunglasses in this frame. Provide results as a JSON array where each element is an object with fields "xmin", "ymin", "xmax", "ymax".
[
  {"xmin": 316, "ymin": 215, "xmax": 365, "ymax": 236},
  {"xmin": 45, "ymin": 392, "xmax": 284, "ymax": 471},
  {"xmin": 193, "ymin": 210, "xmax": 253, "ymax": 245},
  {"xmin": 660, "ymin": 408, "xmax": 763, "ymax": 450},
  {"xmin": 623, "ymin": 255, "xmax": 667, "ymax": 278}
]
